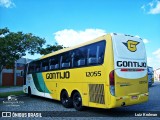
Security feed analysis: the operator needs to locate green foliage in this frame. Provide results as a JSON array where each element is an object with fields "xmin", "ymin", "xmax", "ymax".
[
  {"xmin": 39, "ymin": 44, "xmax": 64, "ymax": 55},
  {"xmin": 0, "ymin": 28, "xmax": 46, "ymax": 71},
  {"xmin": 0, "ymin": 91, "xmax": 24, "ymax": 98}
]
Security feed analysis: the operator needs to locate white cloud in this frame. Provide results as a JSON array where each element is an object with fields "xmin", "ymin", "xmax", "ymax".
[
  {"xmin": 141, "ymin": 0, "xmax": 160, "ymax": 14},
  {"xmin": 148, "ymin": 48, "xmax": 160, "ymax": 69},
  {"xmin": 141, "ymin": 5, "xmax": 146, "ymax": 12},
  {"xmin": 147, "ymin": 55, "xmax": 160, "ymax": 69},
  {"xmin": 147, "ymin": 58, "xmax": 160, "ymax": 70},
  {"xmin": 143, "ymin": 39, "xmax": 149, "ymax": 44},
  {"xmin": 149, "ymin": 1, "xmax": 154, "ymax": 7},
  {"xmin": 153, "ymin": 48, "xmax": 160, "ymax": 58},
  {"xmin": 147, "ymin": 57, "xmax": 153, "ymax": 64},
  {"xmin": 0, "ymin": 0, "xmax": 15, "ymax": 8},
  {"xmin": 149, "ymin": 0, "xmax": 160, "ymax": 14},
  {"xmin": 54, "ymin": 29, "xmax": 106, "ymax": 47}
]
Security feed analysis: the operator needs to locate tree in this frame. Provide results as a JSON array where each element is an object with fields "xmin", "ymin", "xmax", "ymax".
[
  {"xmin": 39, "ymin": 44, "xmax": 64, "ymax": 55},
  {"xmin": 0, "ymin": 28, "xmax": 46, "ymax": 72}
]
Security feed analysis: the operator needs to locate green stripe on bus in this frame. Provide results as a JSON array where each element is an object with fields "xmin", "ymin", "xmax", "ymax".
[
  {"xmin": 37, "ymin": 73, "xmax": 50, "ymax": 93},
  {"xmin": 32, "ymin": 73, "xmax": 50, "ymax": 93},
  {"xmin": 32, "ymin": 73, "xmax": 43, "ymax": 92}
]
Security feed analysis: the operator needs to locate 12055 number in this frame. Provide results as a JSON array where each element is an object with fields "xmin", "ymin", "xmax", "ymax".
[{"xmin": 86, "ymin": 71, "xmax": 101, "ymax": 77}]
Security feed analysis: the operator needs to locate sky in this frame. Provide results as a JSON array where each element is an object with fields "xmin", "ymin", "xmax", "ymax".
[{"xmin": 0, "ymin": 0, "xmax": 160, "ymax": 69}]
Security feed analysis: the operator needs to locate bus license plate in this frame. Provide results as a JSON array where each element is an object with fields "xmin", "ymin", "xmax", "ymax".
[{"xmin": 131, "ymin": 96, "xmax": 138, "ymax": 99}]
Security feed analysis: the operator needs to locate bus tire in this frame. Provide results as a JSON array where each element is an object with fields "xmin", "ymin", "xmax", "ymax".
[
  {"xmin": 60, "ymin": 91, "xmax": 73, "ymax": 108},
  {"xmin": 28, "ymin": 87, "xmax": 32, "ymax": 97},
  {"xmin": 72, "ymin": 92, "xmax": 84, "ymax": 111}
]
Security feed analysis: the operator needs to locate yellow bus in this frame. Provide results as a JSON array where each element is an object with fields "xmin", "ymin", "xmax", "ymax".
[{"xmin": 23, "ymin": 33, "xmax": 148, "ymax": 110}]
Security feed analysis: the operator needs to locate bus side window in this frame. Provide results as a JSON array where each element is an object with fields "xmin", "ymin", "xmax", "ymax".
[
  {"xmin": 42, "ymin": 59, "xmax": 49, "ymax": 71},
  {"xmin": 71, "ymin": 52, "xmax": 75, "ymax": 67},
  {"xmin": 77, "ymin": 59, "xmax": 85, "ymax": 66},
  {"xmin": 87, "ymin": 44, "xmax": 97, "ymax": 65},
  {"xmin": 97, "ymin": 41, "xmax": 106, "ymax": 64},
  {"xmin": 87, "ymin": 41, "xmax": 105, "ymax": 65},
  {"xmin": 74, "ymin": 47, "xmax": 87, "ymax": 67},
  {"xmin": 91, "ymin": 41, "xmax": 106, "ymax": 65},
  {"xmin": 35, "ymin": 61, "xmax": 41, "ymax": 72},
  {"xmin": 28, "ymin": 62, "xmax": 35, "ymax": 74},
  {"xmin": 61, "ymin": 52, "xmax": 71, "ymax": 69},
  {"xmin": 49, "ymin": 55, "xmax": 59, "ymax": 70},
  {"xmin": 88, "ymin": 57, "xmax": 97, "ymax": 64}
]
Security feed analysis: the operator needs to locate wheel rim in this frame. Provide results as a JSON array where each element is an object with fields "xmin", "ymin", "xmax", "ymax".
[
  {"xmin": 73, "ymin": 94, "xmax": 82, "ymax": 107},
  {"xmin": 62, "ymin": 94, "xmax": 68, "ymax": 105}
]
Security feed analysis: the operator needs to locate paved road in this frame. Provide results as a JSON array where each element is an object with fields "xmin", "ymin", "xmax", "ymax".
[{"xmin": 0, "ymin": 82, "xmax": 160, "ymax": 120}]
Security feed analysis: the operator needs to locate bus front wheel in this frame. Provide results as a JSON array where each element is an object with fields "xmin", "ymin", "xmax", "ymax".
[
  {"xmin": 28, "ymin": 87, "xmax": 32, "ymax": 97},
  {"xmin": 60, "ymin": 91, "xmax": 73, "ymax": 108},
  {"xmin": 72, "ymin": 92, "xmax": 84, "ymax": 111}
]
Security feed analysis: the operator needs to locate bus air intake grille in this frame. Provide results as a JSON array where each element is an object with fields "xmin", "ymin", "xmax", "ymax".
[{"xmin": 89, "ymin": 84, "xmax": 105, "ymax": 104}]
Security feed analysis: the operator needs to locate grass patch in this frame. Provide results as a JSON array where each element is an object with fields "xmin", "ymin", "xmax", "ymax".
[
  {"xmin": 0, "ymin": 86, "xmax": 22, "ymax": 88},
  {"xmin": 0, "ymin": 91, "xmax": 24, "ymax": 98}
]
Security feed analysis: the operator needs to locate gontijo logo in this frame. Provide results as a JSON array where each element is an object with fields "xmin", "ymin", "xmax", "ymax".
[{"xmin": 123, "ymin": 40, "xmax": 139, "ymax": 52}]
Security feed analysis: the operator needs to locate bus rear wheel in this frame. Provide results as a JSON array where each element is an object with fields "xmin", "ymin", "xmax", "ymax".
[
  {"xmin": 60, "ymin": 91, "xmax": 73, "ymax": 108},
  {"xmin": 72, "ymin": 92, "xmax": 84, "ymax": 111}
]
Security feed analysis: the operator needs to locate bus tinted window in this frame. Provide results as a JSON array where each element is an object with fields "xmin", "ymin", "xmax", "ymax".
[
  {"xmin": 35, "ymin": 61, "xmax": 41, "ymax": 72},
  {"xmin": 74, "ymin": 47, "xmax": 87, "ymax": 67},
  {"xmin": 87, "ymin": 44, "xmax": 98, "ymax": 65},
  {"xmin": 49, "ymin": 55, "xmax": 60, "ymax": 70},
  {"xmin": 61, "ymin": 52, "xmax": 71, "ymax": 69},
  {"xmin": 27, "ymin": 40, "xmax": 106, "ymax": 73},
  {"xmin": 42, "ymin": 59, "xmax": 49, "ymax": 71},
  {"xmin": 74, "ymin": 40, "xmax": 105, "ymax": 67},
  {"xmin": 28, "ymin": 62, "xmax": 35, "ymax": 73},
  {"xmin": 96, "ymin": 41, "xmax": 105, "ymax": 64}
]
